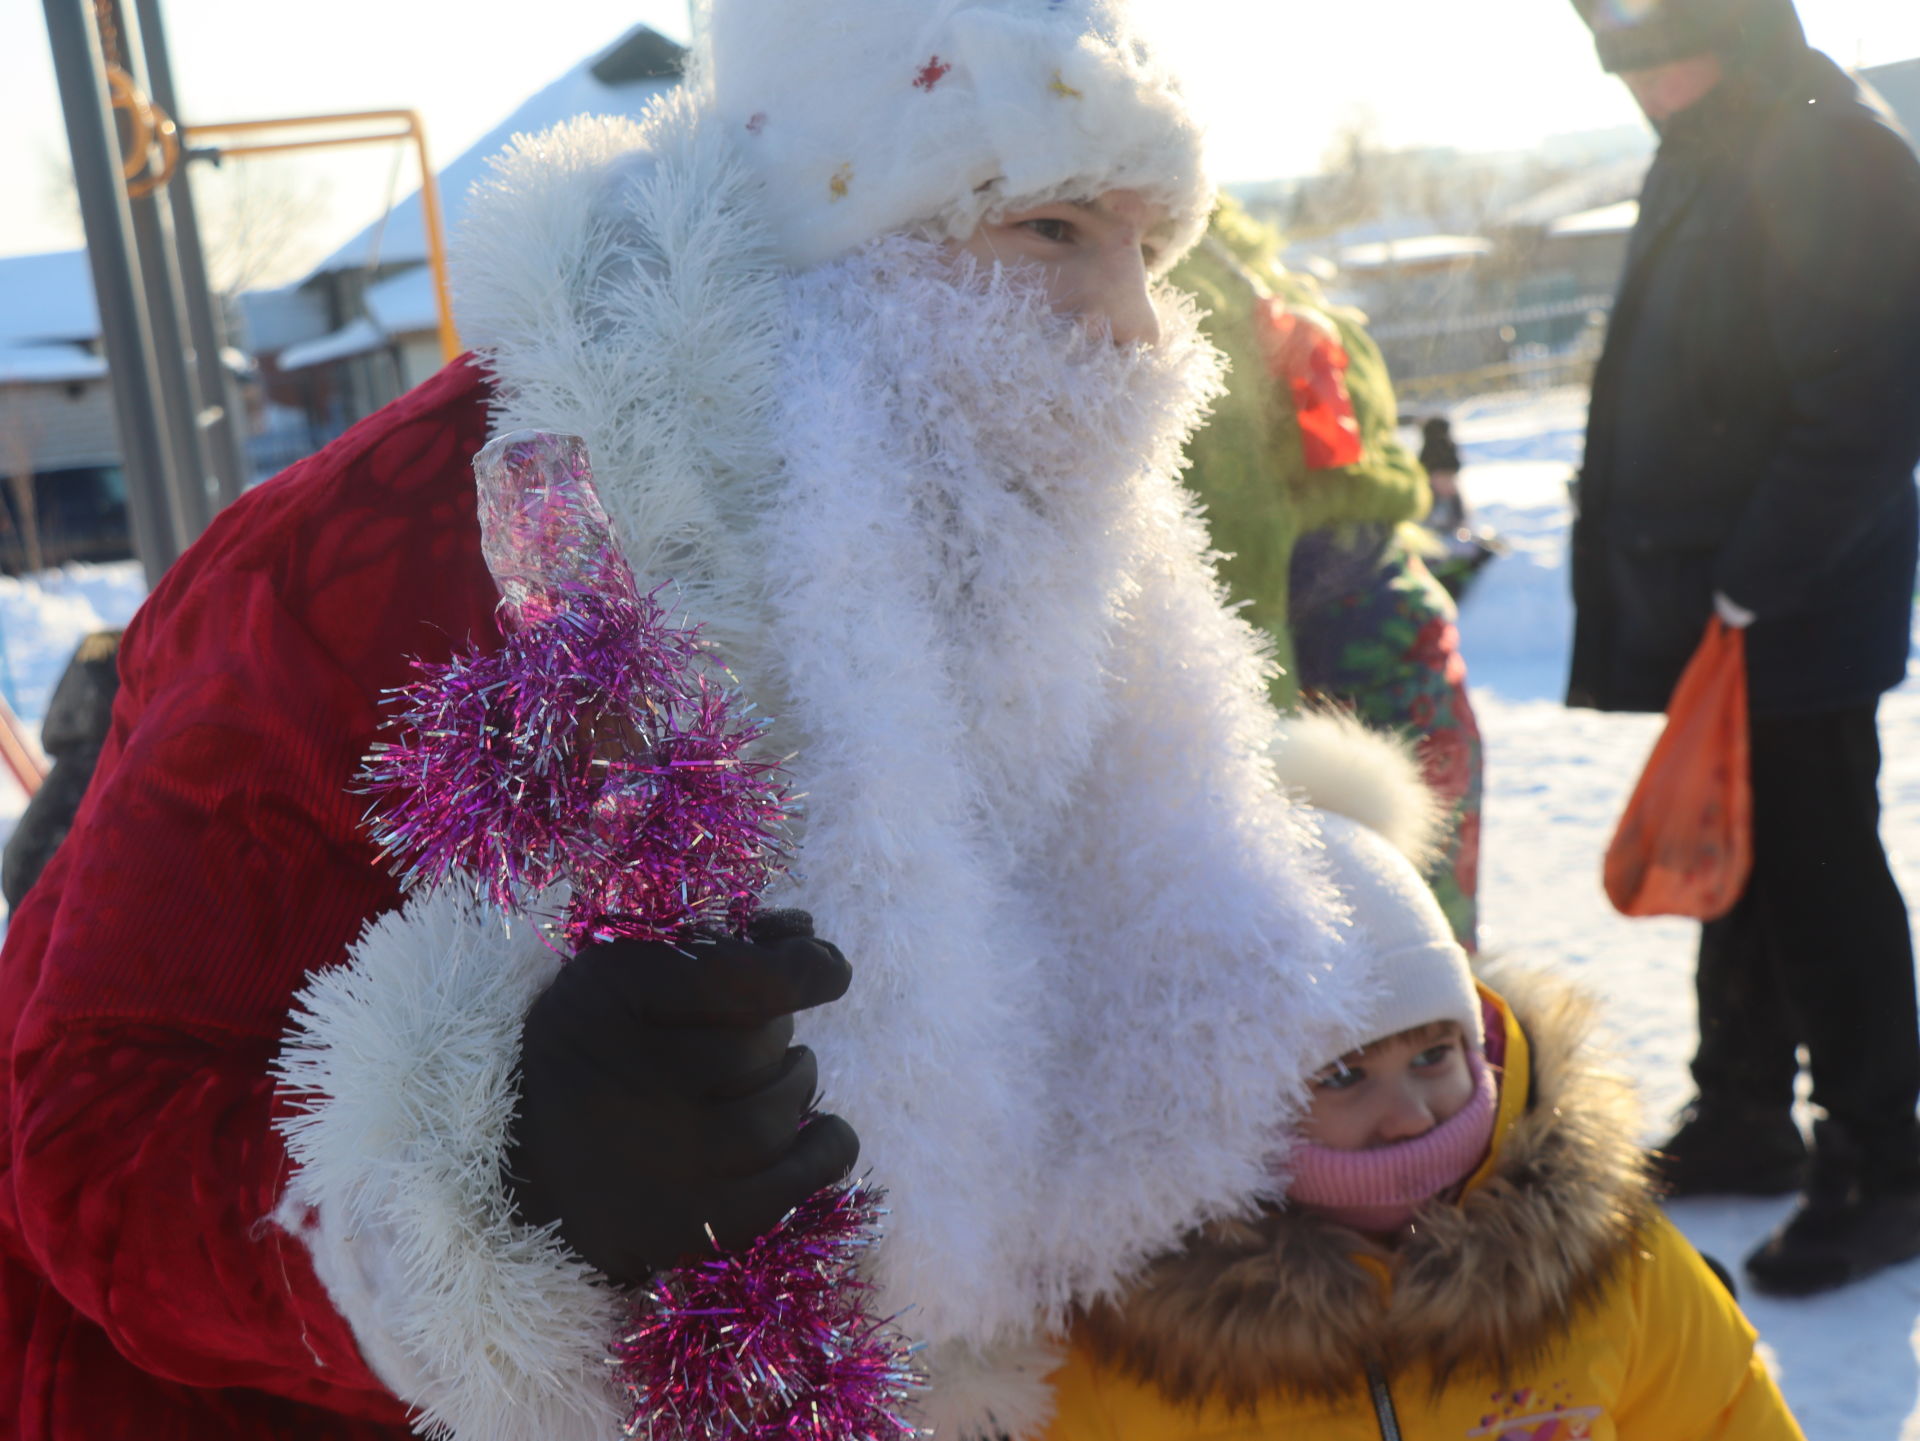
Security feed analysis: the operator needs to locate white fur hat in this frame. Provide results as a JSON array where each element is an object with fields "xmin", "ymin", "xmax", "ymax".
[
  {"xmin": 697, "ymin": 0, "xmax": 1213, "ymax": 273},
  {"xmin": 1319, "ymin": 812, "xmax": 1485, "ymax": 1056}
]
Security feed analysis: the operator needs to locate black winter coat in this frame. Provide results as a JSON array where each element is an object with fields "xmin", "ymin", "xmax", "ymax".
[{"xmin": 1569, "ymin": 48, "xmax": 1920, "ymax": 716}]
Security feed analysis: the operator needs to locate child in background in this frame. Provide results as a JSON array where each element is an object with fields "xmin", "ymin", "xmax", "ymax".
[
  {"xmin": 1419, "ymin": 416, "xmax": 1466, "ymax": 534},
  {"xmin": 1417, "ymin": 413, "xmax": 1503, "ymax": 604},
  {"xmin": 1045, "ymin": 814, "xmax": 1804, "ymax": 1441},
  {"xmin": 1174, "ymin": 210, "xmax": 1483, "ymax": 955}
]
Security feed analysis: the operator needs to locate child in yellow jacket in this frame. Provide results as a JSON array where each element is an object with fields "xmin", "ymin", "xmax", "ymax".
[{"xmin": 1045, "ymin": 815, "xmax": 1804, "ymax": 1441}]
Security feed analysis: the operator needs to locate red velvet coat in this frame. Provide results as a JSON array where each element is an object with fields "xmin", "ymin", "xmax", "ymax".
[{"xmin": 0, "ymin": 359, "xmax": 502, "ymax": 1439}]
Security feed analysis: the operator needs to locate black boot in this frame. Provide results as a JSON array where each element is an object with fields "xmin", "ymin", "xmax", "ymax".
[
  {"xmin": 1746, "ymin": 1120, "xmax": 1920, "ymax": 1296},
  {"xmin": 1649, "ymin": 1096, "xmax": 1807, "ymax": 1198}
]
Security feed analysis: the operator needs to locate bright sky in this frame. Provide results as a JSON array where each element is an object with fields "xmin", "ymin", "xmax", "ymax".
[{"xmin": 3, "ymin": 0, "xmax": 1918, "ymax": 277}]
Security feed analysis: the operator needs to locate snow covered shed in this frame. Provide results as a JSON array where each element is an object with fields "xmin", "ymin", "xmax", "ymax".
[{"xmin": 279, "ymin": 23, "xmax": 686, "ymax": 423}]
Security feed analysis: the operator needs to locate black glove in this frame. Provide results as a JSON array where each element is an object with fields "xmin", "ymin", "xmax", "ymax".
[{"xmin": 504, "ymin": 909, "xmax": 859, "ymax": 1285}]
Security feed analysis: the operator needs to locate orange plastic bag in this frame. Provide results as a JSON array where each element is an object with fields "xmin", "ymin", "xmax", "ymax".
[{"xmin": 1603, "ymin": 618, "xmax": 1753, "ymax": 920}]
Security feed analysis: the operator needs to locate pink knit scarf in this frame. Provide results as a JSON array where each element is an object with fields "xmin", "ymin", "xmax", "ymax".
[{"xmin": 1285, "ymin": 1050, "xmax": 1499, "ymax": 1236}]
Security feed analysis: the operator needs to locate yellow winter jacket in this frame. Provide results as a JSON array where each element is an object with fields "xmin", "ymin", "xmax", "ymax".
[{"xmin": 1043, "ymin": 976, "xmax": 1803, "ymax": 1441}]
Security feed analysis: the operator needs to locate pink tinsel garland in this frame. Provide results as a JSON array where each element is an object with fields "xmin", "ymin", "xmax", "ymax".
[{"xmin": 360, "ymin": 430, "xmax": 919, "ymax": 1441}]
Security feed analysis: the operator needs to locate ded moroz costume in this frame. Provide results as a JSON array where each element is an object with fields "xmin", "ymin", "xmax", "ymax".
[{"xmin": 0, "ymin": 2, "xmax": 1436, "ymax": 1438}]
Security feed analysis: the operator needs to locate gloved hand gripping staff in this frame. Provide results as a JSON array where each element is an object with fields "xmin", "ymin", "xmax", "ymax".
[{"xmin": 359, "ymin": 429, "xmax": 919, "ymax": 1441}]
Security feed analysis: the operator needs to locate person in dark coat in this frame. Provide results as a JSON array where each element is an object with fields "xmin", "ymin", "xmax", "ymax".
[{"xmin": 1568, "ymin": 0, "xmax": 1920, "ymax": 1296}]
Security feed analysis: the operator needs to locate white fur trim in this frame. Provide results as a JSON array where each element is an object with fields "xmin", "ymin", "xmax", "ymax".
[
  {"xmin": 918, "ymin": 1336, "xmax": 1065, "ymax": 1441},
  {"xmin": 457, "ymin": 98, "xmax": 789, "ymax": 703},
  {"xmin": 1272, "ymin": 708, "xmax": 1445, "ymax": 868},
  {"xmin": 274, "ymin": 889, "xmax": 622, "ymax": 1441},
  {"xmin": 698, "ymin": 0, "xmax": 1212, "ymax": 273}
]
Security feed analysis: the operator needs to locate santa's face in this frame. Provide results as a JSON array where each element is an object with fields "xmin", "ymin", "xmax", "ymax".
[
  {"xmin": 759, "ymin": 228, "xmax": 1223, "ymax": 837},
  {"xmin": 948, "ymin": 189, "xmax": 1172, "ymax": 348}
]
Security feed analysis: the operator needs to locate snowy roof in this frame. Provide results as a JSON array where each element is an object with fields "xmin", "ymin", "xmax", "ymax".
[
  {"xmin": 1496, "ymin": 154, "xmax": 1651, "ymax": 230},
  {"xmin": 363, "ymin": 265, "xmax": 441, "ymax": 337},
  {"xmin": 278, "ymin": 316, "xmax": 388, "ymax": 372},
  {"xmin": 234, "ymin": 284, "xmax": 333, "ymax": 356},
  {"xmin": 1547, "ymin": 199, "xmax": 1639, "ymax": 238},
  {"xmin": 1323, "ymin": 216, "xmax": 1452, "ymax": 249},
  {"xmin": 1338, "ymin": 234, "xmax": 1493, "ymax": 271},
  {"xmin": 0, "ymin": 251, "xmax": 100, "ymax": 347},
  {"xmin": 1278, "ymin": 247, "xmax": 1338, "ymax": 283},
  {"xmin": 0, "ymin": 343, "xmax": 107, "ymax": 385},
  {"xmin": 310, "ymin": 24, "xmax": 686, "ymax": 278}
]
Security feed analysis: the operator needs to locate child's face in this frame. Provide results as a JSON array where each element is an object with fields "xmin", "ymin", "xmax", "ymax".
[
  {"xmin": 1304, "ymin": 1021, "xmax": 1477, "ymax": 1151},
  {"xmin": 950, "ymin": 189, "xmax": 1172, "ymax": 348}
]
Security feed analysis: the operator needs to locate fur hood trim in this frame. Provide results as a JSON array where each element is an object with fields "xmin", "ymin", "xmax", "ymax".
[{"xmin": 1076, "ymin": 967, "xmax": 1658, "ymax": 1406}]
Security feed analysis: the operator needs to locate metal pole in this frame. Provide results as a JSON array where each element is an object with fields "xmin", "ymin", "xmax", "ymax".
[
  {"xmin": 40, "ymin": 0, "xmax": 181, "ymax": 586},
  {"xmin": 409, "ymin": 114, "xmax": 461, "ymax": 363},
  {"xmin": 108, "ymin": 0, "xmax": 213, "ymax": 543},
  {"xmin": 132, "ymin": 0, "xmax": 249, "ymax": 510},
  {"xmin": 125, "ymin": 196, "xmax": 213, "ymax": 542}
]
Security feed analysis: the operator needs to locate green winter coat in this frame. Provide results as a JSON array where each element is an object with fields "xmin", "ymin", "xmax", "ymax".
[{"xmin": 1173, "ymin": 202, "xmax": 1429, "ymax": 708}]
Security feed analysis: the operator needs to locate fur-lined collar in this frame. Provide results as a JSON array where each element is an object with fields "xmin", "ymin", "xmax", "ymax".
[{"xmin": 1076, "ymin": 969, "xmax": 1659, "ymax": 1405}]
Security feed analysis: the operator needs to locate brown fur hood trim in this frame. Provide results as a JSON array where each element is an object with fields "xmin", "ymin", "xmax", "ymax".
[{"xmin": 1077, "ymin": 967, "xmax": 1661, "ymax": 1406}]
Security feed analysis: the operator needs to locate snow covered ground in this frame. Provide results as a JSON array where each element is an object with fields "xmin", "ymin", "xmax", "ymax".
[
  {"xmin": 0, "ymin": 387, "xmax": 1914, "ymax": 1433},
  {"xmin": 1452, "ymin": 386, "xmax": 1920, "ymax": 1440},
  {"xmin": 0, "ymin": 560, "xmax": 145, "ymax": 757}
]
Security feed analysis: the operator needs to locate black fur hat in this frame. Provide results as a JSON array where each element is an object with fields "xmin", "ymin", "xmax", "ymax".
[{"xmin": 1568, "ymin": 0, "xmax": 1805, "ymax": 74}]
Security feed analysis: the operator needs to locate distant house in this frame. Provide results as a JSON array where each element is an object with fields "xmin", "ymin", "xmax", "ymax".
[
  {"xmin": 1327, "ymin": 232, "xmax": 1500, "ymax": 382},
  {"xmin": 1416, "ymin": 153, "xmax": 1652, "ymax": 389},
  {"xmin": 263, "ymin": 23, "xmax": 686, "ymax": 428},
  {"xmin": 0, "ymin": 342, "xmax": 114, "ymax": 475},
  {"xmin": 1493, "ymin": 154, "xmax": 1651, "ymax": 236},
  {"xmin": 0, "ymin": 248, "xmax": 119, "ymax": 485},
  {"xmin": 0, "ymin": 249, "xmax": 102, "ymax": 352},
  {"xmin": 1541, "ymin": 200, "xmax": 1638, "ymax": 293},
  {"xmin": 0, "ymin": 251, "xmax": 132, "ymax": 571},
  {"xmin": 232, "ymin": 283, "xmax": 350, "ymax": 476},
  {"xmin": 11, "ymin": 23, "xmax": 702, "ymax": 502},
  {"xmin": 1491, "ymin": 153, "xmax": 1647, "ymax": 300},
  {"xmin": 1474, "ymin": 56, "xmax": 1920, "ymax": 376}
]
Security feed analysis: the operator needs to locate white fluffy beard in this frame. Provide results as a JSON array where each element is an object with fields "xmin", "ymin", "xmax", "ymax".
[
  {"xmin": 747, "ymin": 238, "xmax": 1352, "ymax": 1432},
  {"xmin": 764, "ymin": 236, "xmax": 1226, "ymax": 837}
]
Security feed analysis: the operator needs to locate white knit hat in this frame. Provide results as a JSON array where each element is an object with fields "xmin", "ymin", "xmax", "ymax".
[
  {"xmin": 1319, "ymin": 812, "xmax": 1485, "ymax": 1056},
  {"xmin": 697, "ymin": 0, "xmax": 1213, "ymax": 273}
]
